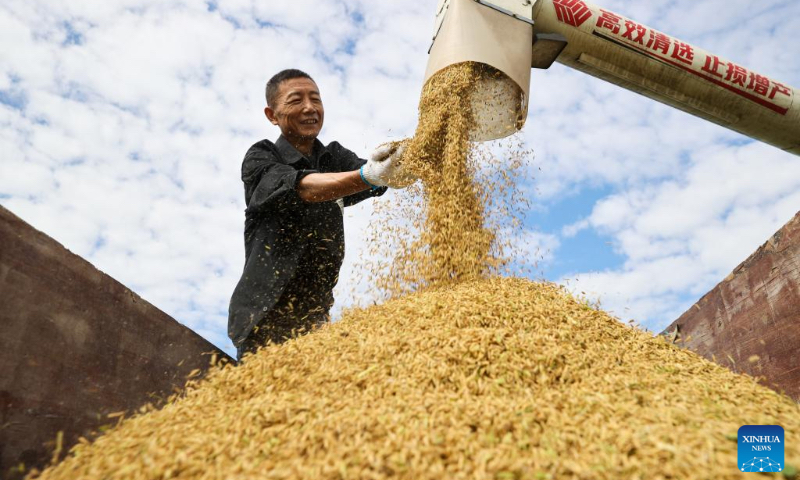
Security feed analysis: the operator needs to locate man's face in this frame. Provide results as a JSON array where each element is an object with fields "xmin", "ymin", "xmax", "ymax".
[{"xmin": 265, "ymin": 77, "xmax": 324, "ymax": 141}]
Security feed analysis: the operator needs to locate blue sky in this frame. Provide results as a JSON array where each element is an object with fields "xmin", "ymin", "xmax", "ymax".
[{"xmin": 2, "ymin": 0, "xmax": 799, "ymax": 357}]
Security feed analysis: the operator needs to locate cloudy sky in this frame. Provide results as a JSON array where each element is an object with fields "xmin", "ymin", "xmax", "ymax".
[{"xmin": 2, "ymin": 0, "xmax": 799, "ymax": 358}]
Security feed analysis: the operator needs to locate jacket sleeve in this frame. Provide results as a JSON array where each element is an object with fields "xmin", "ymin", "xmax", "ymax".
[
  {"xmin": 327, "ymin": 142, "xmax": 388, "ymax": 207},
  {"xmin": 242, "ymin": 150, "xmax": 317, "ymax": 215}
]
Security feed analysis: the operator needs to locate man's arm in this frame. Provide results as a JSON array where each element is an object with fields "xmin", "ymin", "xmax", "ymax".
[
  {"xmin": 298, "ymin": 143, "xmax": 415, "ymax": 203},
  {"xmin": 296, "ymin": 171, "xmax": 370, "ymax": 203}
]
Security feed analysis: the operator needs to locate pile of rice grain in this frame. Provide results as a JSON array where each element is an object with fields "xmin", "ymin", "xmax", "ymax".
[
  {"xmin": 30, "ymin": 278, "xmax": 799, "ymax": 479},
  {"xmin": 29, "ymin": 63, "xmax": 800, "ymax": 480}
]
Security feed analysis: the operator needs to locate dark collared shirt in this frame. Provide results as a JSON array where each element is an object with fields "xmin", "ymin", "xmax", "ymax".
[{"xmin": 228, "ymin": 135, "xmax": 385, "ymax": 346}]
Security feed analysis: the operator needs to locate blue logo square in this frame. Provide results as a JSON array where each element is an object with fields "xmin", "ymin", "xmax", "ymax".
[{"xmin": 739, "ymin": 425, "xmax": 785, "ymax": 473}]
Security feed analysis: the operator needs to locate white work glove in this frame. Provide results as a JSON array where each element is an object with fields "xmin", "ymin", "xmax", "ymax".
[{"xmin": 360, "ymin": 143, "xmax": 417, "ymax": 189}]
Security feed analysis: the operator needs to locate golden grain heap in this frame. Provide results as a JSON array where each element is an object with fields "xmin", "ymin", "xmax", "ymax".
[
  {"xmin": 30, "ymin": 279, "xmax": 800, "ymax": 480},
  {"xmin": 29, "ymin": 64, "xmax": 800, "ymax": 480}
]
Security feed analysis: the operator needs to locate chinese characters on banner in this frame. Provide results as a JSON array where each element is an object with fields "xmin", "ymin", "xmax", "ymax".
[{"xmin": 553, "ymin": 1, "xmax": 793, "ymax": 115}]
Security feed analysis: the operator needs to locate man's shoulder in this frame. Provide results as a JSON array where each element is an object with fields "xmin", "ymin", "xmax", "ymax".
[
  {"xmin": 323, "ymin": 140, "xmax": 363, "ymax": 162},
  {"xmin": 241, "ymin": 139, "xmax": 283, "ymax": 181},
  {"xmin": 322, "ymin": 140, "xmax": 365, "ymax": 172},
  {"xmin": 245, "ymin": 139, "xmax": 279, "ymax": 159},
  {"xmin": 323, "ymin": 140, "xmax": 351, "ymax": 156}
]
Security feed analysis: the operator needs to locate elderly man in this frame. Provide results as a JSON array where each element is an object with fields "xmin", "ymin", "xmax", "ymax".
[{"xmin": 228, "ymin": 69, "xmax": 413, "ymax": 360}]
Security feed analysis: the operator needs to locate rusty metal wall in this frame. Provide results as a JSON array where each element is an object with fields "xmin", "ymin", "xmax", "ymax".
[
  {"xmin": 663, "ymin": 212, "xmax": 800, "ymax": 401},
  {"xmin": 0, "ymin": 205, "xmax": 233, "ymax": 479}
]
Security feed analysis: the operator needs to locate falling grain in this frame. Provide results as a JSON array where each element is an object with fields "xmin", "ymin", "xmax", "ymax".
[{"xmin": 364, "ymin": 62, "xmax": 531, "ymax": 297}]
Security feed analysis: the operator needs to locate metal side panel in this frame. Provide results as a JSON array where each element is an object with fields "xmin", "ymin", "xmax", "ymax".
[
  {"xmin": 662, "ymin": 211, "xmax": 800, "ymax": 401},
  {"xmin": 0, "ymin": 205, "xmax": 233, "ymax": 479}
]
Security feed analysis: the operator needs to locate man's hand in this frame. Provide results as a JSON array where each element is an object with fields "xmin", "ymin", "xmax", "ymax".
[{"xmin": 360, "ymin": 143, "xmax": 417, "ymax": 189}]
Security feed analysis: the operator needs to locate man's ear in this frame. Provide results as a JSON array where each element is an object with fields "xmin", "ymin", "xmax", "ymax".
[{"xmin": 265, "ymin": 106, "xmax": 279, "ymax": 125}]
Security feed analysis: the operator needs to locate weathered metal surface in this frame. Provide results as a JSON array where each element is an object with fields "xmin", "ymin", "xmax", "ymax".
[
  {"xmin": 0, "ymin": 205, "xmax": 233, "ymax": 479},
  {"xmin": 531, "ymin": 33, "xmax": 569, "ymax": 70},
  {"xmin": 663, "ymin": 212, "xmax": 800, "ymax": 401}
]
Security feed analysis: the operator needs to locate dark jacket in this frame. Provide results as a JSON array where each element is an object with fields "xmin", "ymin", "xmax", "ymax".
[{"xmin": 227, "ymin": 135, "xmax": 385, "ymax": 346}]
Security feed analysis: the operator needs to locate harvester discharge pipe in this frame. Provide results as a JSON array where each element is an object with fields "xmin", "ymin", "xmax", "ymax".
[{"xmin": 425, "ymin": 0, "xmax": 800, "ymax": 155}]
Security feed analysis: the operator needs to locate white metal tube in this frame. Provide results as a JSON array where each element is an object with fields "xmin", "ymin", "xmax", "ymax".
[
  {"xmin": 425, "ymin": 0, "xmax": 533, "ymax": 141},
  {"xmin": 533, "ymin": 0, "xmax": 800, "ymax": 155}
]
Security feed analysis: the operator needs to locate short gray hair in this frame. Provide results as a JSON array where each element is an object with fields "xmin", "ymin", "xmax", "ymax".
[{"xmin": 265, "ymin": 69, "xmax": 314, "ymax": 107}]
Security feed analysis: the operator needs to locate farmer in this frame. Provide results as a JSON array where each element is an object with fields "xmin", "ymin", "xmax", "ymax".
[{"xmin": 228, "ymin": 69, "xmax": 414, "ymax": 361}]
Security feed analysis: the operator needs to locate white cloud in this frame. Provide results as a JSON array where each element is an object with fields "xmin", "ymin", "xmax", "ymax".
[
  {"xmin": 2, "ymin": 0, "xmax": 799, "ymax": 358},
  {"xmin": 560, "ymin": 142, "xmax": 800, "ymax": 332},
  {"xmin": 0, "ymin": 0, "xmax": 436, "ymax": 358}
]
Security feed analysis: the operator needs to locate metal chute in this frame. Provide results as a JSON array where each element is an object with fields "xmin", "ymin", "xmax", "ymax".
[
  {"xmin": 424, "ymin": 0, "xmax": 533, "ymax": 141},
  {"xmin": 425, "ymin": 0, "xmax": 800, "ymax": 155}
]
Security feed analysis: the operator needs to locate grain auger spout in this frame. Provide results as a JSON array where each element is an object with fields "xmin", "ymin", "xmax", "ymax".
[{"xmin": 426, "ymin": 0, "xmax": 800, "ymax": 155}]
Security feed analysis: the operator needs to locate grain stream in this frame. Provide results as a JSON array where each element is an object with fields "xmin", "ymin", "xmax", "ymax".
[{"xmin": 365, "ymin": 62, "xmax": 531, "ymax": 297}]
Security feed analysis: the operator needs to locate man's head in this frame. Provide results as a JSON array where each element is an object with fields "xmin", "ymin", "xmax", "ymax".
[{"xmin": 264, "ymin": 69, "xmax": 324, "ymax": 142}]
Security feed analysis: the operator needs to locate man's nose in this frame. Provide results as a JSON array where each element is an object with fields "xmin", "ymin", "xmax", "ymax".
[{"xmin": 301, "ymin": 99, "xmax": 316, "ymax": 113}]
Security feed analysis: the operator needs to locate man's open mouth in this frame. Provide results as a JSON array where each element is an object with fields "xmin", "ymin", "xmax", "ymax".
[{"xmin": 301, "ymin": 119, "xmax": 319, "ymax": 125}]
